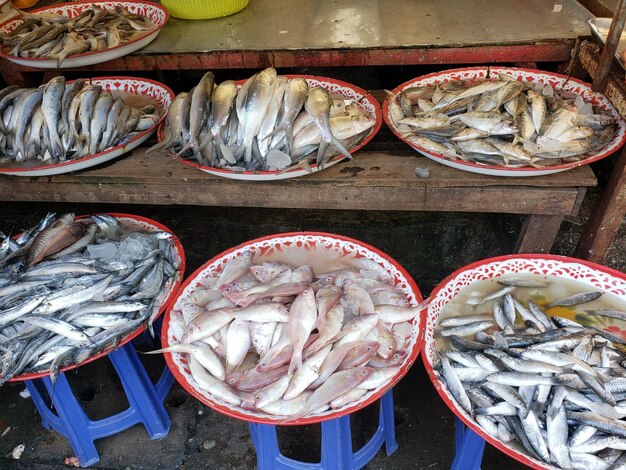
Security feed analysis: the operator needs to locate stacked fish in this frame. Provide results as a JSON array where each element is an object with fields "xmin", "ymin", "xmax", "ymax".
[
  {"xmin": 0, "ymin": 5, "xmax": 154, "ymax": 66},
  {"xmin": 388, "ymin": 73, "xmax": 617, "ymax": 168},
  {"xmin": 434, "ymin": 279, "xmax": 626, "ymax": 469},
  {"xmin": 155, "ymin": 67, "xmax": 376, "ymax": 172},
  {"xmin": 0, "ymin": 212, "xmax": 180, "ymax": 384},
  {"xmin": 0, "ymin": 76, "xmax": 160, "ymax": 165},
  {"xmin": 163, "ymin": 251, "xmax": 419, "ymax": 420}
]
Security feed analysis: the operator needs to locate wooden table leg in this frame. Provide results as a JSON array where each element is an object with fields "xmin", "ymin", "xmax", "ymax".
[
  {"xmin": 575, "ymin": 149, "xmax": 626, "ymax": 262},
  {"xmin": 515, "ymin": 214, "xmax": 565, "ymax": 253}
]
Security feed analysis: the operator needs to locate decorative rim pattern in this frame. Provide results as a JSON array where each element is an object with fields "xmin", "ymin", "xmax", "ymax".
[
  {"xmin": 162, "ymin": 75, "xmax": 382, "ymax": 181},
  {"xmin": 383, "ymin": 66, "xmax": 626, "ymax": 177},
  {"xmin": 0, "ymin": 1, "xmax": 168, "ymax": 64},
  {"xmin": 422, "ymin": 254, "xmax": 626, "ymax": 470},
  {"xmin": 10, "ymin": 212, "xmax": 186, "ymax": 382},
  {"xmin": 162, "ymin": 231, "xmax": 424, "ymax": 425},
  {"xmin": 0, "ymin": 76, "xmax": 173, "ymax": 175}
]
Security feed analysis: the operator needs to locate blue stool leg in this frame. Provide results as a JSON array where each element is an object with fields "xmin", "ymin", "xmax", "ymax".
[
  {"xmin": 320, "ymin": 416, "xmax": 353, "ymax": 470},
  {"xmin": 249, "ymin": 423, "xmax": 281, "ymax": 470},
  {"xmin": 380, "ymin": 391, "xmax": 398, "ymax": 456},
  {"xmin": 451, "ymin": 417, "xmax": 485, "ymax": 470},
  {"xmin": 41, "ymin": 374, "xmax": 101, "ymax": 467},
  {"xmin": 24, "ymin": 380, "xmax": 53, "ymax": 430},
  {"xmin": 108, "ymin": 342, "xmax": 170, "ymax": 439}
]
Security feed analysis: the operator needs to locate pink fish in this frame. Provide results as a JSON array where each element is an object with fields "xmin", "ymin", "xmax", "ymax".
[
  {"xmin": 285, "ymin": 367, "xmax": 373, "ymax": 421},
  {"xmin": 313, "ymin": 285, "xmax": 342, "ymax": 330},
  {"xmin": 288, "ymin": 287, "xmax": 318, "ymax": 374}
]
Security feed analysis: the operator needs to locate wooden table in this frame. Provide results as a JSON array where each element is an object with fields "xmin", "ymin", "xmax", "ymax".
[
  {"xmin": 0, "ymin": 0, "xmax": 602, "ymax": 256},
  {"xmin": 0, "ymin": 147, "xmax": 597, "ymax": 254}
]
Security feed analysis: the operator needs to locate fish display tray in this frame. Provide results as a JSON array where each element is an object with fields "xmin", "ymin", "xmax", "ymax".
[
  {"xmin": 164, "ymin": 75, "xmax": 382, "ymax": 181},
  {"xmin": 162, "ymin": 232, "xmax": 424, "ymax": 425},
  {"xmin": 422, "ymin": 254, "xmax": 626, "ymax": 469},
  {"xmin": 383, "ymin": 67, "xmax": 626, "ymax": 177},
  {"xmin": 0, "ymin": 76, "xmax": 173, "ymax": 177},
  {"xmin": 11, "ymin": 212, "xmax": 186, "ymax": 382},
  {"xmin": 0, "ymin": 0, "xmax": 168, "ymax": 69},
  {"xmin": 588, "ymin": 18, "xmax": 626, "ymax": 71}
]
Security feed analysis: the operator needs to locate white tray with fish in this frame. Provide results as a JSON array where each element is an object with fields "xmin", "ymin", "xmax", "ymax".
[
  {"xmin": 423, "ymin": 254, "xmax": 626, "ymax": 469},
  {"xmin": 0, "ymin": 76, "xmax": 173, "ymax": 177},
  {"xmin": 0, "ymin": 212, "xmax": 185, "ymax": 383},
  {"xmin": 384, "ymin": 67, "xmax": 626, "ymax": 177},
  {"xmin": 160, "ymin": 232, "xmax": 424, "ymax": 425},
  {"xmin": 156, "ymin": 70, "xmax": 382, "ymax": 181},
  {"xmin": 0, "ymin": 0, "xmax": 168, "ymax": 69},
  {"xmin": 588, "ymin": 18, "xmax": 626, "ymax": 70}
]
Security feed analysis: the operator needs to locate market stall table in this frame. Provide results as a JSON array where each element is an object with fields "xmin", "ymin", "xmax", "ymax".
[
  {"xmin": 0, "ymin": 0, "xmax": 592, "ymax": 84},
  {"xmin": 0, "ymin": 146, "xmax": 597, "ymax": 254}
]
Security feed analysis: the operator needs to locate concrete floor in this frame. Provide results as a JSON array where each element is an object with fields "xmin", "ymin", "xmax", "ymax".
[{"xmin": 0, "ymin": 190, "xmax": 623, "ymax": 469}]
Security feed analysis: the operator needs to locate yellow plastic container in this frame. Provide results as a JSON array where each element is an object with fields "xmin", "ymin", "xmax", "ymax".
[{"xmin": 160, "ymin": 0, "xmax": 249, "ymax": 19}]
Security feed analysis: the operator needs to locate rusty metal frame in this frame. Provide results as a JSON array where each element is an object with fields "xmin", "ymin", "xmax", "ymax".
[{"xmin": 0, "ymin": 41, "xmax": 576, "ymax": 85}]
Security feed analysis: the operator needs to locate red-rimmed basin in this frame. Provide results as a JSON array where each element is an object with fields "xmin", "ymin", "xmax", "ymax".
[
  {"xmin": 0, "ymin": 1, "xmax": 168, "ymax": 69},
  {"xmin": 161, "ymin": 75, "xmax": 382, "ymax": 181},
  {"xmin": 9, "ymin": 212, "xmax": 186, "ymax": 382},
  {"xmin": 383, "ymin": 66, "xmax": 626, "ymax": 177},
  {"xmin": 0, "ymin": 76, "xmax": 174, "ymax": 177},
  {"xmin": 422, "ymin": 254, "xmax": 626, "ymax": 469},
  {"xmin": 162, "ymin": 231, "xmax": 423, "ymax": 425}
]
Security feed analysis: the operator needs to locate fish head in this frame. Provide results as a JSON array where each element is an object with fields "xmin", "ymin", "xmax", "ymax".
[
  {"xmin": 305, "ymin": 87, "xmax": 332, "ymax": 118},
  {"xmin": 225, "ymin": 370, "xmax": 244, "ymax": 387},
  {"xmin": 354, "ymin": 366, "xmax": 374, "ymax": 380},
  {"xmin": 351, "ymin": 115, "xmax": 376, "ymax": 133}
]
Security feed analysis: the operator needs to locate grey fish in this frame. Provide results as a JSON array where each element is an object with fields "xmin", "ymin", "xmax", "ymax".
[
  {"xmin": 305, "ymin": 87, "xmax": 354, "ymax": 167},
  {"xmin": 544, "ymin": 291, "xmax": 603, "ymax": 309}
]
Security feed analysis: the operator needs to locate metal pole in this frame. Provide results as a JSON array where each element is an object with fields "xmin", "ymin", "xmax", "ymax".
[{"xmin": 593, "ymin": 0, "xmax": 626, "ymax": 92}]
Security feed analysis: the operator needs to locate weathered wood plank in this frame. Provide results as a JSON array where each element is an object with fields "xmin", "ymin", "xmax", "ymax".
[
  {"xmin": 515, "ymin": 214, "xmax": 566, "ymax": 253},
  {"xmin": 575, "ymin": 146, "xmax": 626, "ymax": 261},
  {"xmin": 574, "ymin": 40, "xmax": 626, "ymax": 262},
  {"xmin": 0, "ymin": 148, "xmax": 594, "ymax": 215}
]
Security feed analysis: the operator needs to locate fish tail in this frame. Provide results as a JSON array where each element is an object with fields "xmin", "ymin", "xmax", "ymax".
[
  {"xmin": 144, "ymin": 141, "xmax": 166, "ymax": 156},
  {"xmin": 288, "ymin": 350, "xmax": 302, "ymax": 375},
  {"xmin": 315, "ymin": 140, "xmax": 329, "ymax": 168},
  {"xmin": 251, "ymin": 136, "xmax": 265, "ymax": 168},
  {"xmin": 286, "ymin": 127, "xmax": 294, "ymax": 155},
  {"xmin": 175, "ymin": 138, "xmax": 197, "ymax": 157},
  {"xmin": 330, "ymin": 135, "xmax": 354, "ymax": 162},
  {"xmin": 261, "ymin": 124, "xmax": 286, "ymax": 142}
]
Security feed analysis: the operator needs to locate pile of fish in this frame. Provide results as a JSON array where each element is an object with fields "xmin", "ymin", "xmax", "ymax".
[
  {"xmin": 0, "ymin": 76, "xmax": 160, "ymax": 165},
  {"xmin": 154, "ymin": 67, "xmax": 376, "ymax": 172},
  {"xmin": 0, "ymin": 5, "xmax": 155, "ymax": 66},
  {"xmin": 0, "ymin": 212, "xmax": 180, "ymax": 383},
  {"xmin": 389, "ymin": 73, "xmax": 617, "ymax": 168},
  {"xmin": 163, "ymin": 250, "xmax": 419, "ymax": 420},
  {"xmin": 434, "ymin": 278, "xmax": 626, "ymax": 469}
]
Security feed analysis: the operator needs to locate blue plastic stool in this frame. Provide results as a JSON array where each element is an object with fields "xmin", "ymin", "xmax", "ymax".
[
  {"xmin": 451, "ymin": 417, "xmax": 486, "ymax": 470},
  {"xmin": 24, "ymin": 340, "xmax": 174, "ymax": 467},
  {"xmin": 249, "ymin": 389, "xmax": 398, "ymax": 469}
]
